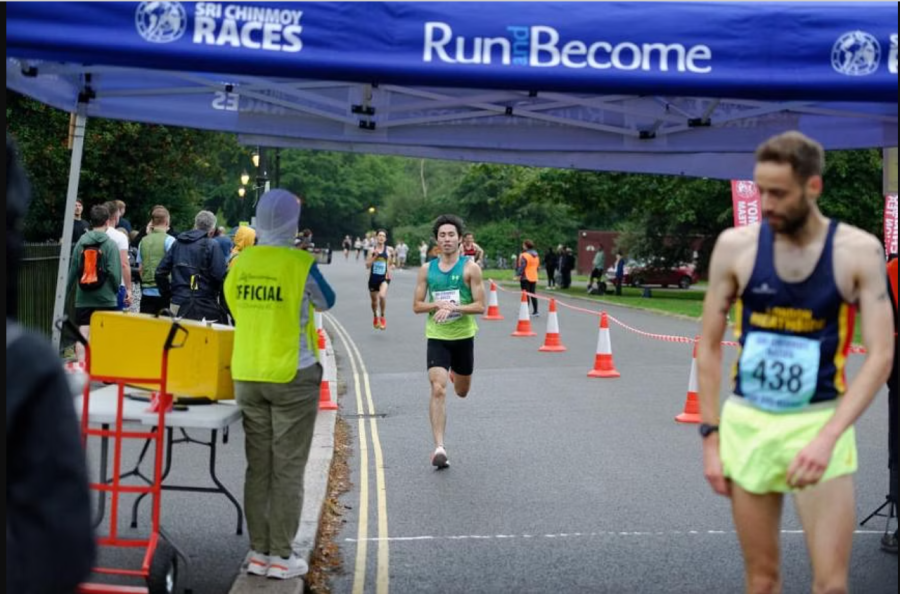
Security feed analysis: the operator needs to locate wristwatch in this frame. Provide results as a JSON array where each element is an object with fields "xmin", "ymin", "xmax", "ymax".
[{"xmin": 699, "ymin": 423, "xmax": 719, "ymax": 438}]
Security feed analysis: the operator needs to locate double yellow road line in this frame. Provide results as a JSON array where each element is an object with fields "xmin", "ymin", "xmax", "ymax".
[{"xmin": 325, "ymin": 313, "xmax": 390, "ymax": 594}]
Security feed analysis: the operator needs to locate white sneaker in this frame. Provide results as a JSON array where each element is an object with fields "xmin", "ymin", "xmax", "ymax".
[
  {"xmin": 267, "ymin": 553, "xmax": 309, "ymax": 579},
  {"xmin": 431, "ymin": 446, "xmax": 450, "ymax": 469},
  {"xmin": 244, "ymin": 550, "xmax": 270, "ymax": 576}
]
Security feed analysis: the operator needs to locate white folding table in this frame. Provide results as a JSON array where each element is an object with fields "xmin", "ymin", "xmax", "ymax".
[{"xmin": 76, "ymin": 385, "xmax": 244, "ymax": 535}]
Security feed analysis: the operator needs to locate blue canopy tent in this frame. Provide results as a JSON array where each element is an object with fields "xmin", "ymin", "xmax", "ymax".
[{"xmin": 6, "ymin": 1, "xmax": 898, "ymax": 346}]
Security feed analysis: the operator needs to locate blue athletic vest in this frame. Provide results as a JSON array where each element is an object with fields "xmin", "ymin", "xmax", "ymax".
[
  {"xmin": 732, "ymin": 219, "xmax": 855, "ymax": 407},
  {"xmin": 369, "ymin": 246, "xmax": 390, "ymax": 279}
]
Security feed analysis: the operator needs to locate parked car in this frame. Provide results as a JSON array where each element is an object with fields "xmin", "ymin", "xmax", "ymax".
[{"xmin": 607, "ymin": 259, "xmax": 699, "ymax": 289}]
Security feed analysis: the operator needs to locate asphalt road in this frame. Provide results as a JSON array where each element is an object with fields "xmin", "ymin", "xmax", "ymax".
[
  {"xmin": 322, "ymin": 254, "xmax": 897, "ymax": 594},
  {"xmin": 77, "ymin": 253, "xmax": 896, "ymax": 594}
]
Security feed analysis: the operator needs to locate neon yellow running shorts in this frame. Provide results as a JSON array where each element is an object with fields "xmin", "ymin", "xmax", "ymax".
[{"xmin": 719, "ymin": 396, "xmax": 857, "ymax": 494}]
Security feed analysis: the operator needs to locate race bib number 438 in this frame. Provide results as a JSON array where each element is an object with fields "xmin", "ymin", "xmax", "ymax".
[{"xmin": 739, "ymin": 332, "xmax": 821, "ymax": 413}]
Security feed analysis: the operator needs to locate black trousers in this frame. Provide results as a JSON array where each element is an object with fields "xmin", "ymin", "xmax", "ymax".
[
  {"xmin": 139, "ymin": 294, "xmax": 169, "ymax": 316},
  {"xmin": 520, "ymin": 279, "xmax": 538, "ymax": 314},
  {"xmin": 546, "ymin": 268, "xmax": 557, "ymax": 287}
]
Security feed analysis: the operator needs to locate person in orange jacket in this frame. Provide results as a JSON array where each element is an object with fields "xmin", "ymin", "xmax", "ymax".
[{"xmin": 516, "ymin": 239, "xmax": 541, "ymax": 317}]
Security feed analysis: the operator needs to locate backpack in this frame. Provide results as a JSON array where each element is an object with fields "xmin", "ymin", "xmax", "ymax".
[
  {"xmin": 77, "ymin": 236, "xmax": 108, "ymax": 292},
  {"xmin": 178, "ymin": 238, "xmax": 230, "ymax": 324}
]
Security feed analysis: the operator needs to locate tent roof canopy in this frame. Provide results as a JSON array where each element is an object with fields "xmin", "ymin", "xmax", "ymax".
[{"xmin": 7, "ymin": 1, "xmax": 898, "ymax": 178}]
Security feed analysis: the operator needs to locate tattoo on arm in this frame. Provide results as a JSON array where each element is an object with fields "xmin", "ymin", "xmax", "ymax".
[{"xmin": 877, "ymin": 292, "xmax": 890, "ymax": 301}]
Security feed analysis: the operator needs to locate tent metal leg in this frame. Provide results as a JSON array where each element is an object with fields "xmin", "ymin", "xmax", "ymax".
[
  {"xmin": 885, "ymin": 147, "xmax": 897, "ymax": 196},
  {"xmin": 52, "ymin": 105, "xmax": 87, "ymax": 351}
]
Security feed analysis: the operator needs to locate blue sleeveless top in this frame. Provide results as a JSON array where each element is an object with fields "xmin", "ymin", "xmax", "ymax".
[
  {"xmin": 369, "ymin": 247, "xmax": 390, "ymax": 279},
  {"xmin": 732, "ymin": 220, "xmax": 856, "ymax": 409}
]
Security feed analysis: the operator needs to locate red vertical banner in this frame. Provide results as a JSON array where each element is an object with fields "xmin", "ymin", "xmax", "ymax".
[
  {"xmin": 731, "ymin": 180, "xmax": 762, "ymax": 228},
  {"xmin": 885, "ymin": 194, "xmax": 899, "ymax": 256}
]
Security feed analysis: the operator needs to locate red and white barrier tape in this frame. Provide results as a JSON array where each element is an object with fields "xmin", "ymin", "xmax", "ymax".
[
  {"xmin": 490, "ymin": 279, "xmax": 867, "ymax": 354},
  {"xmin": 604, "ymin": 314, "xmax": 696, "ymax": 345}
]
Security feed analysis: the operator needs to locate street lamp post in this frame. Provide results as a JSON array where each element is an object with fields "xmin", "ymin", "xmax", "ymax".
[
  {"xmin": 368, "ymin": 206, "xmax": 376, "ymax": 231},
  {"xmin": 254, "ymin": 147, "xmax": 268, "ymax": 208},
  {"xmin": 238, "ymin": 147, "xmax": 269, "ymax": 223}
]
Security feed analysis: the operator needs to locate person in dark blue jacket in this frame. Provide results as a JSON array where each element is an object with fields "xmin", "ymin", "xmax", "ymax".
[
  {"xmin": 7, "ymin": 133, "xmax": 95, "ymax": 594},
  {"xmin": 155, "ymin": 210, "xmax": 228, "ymax": 322}
]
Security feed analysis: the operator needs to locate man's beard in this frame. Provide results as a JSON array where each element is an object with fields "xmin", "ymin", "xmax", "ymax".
[{"xmin": 772, "ymin": 191, "xmax": 812, "ymax": 236}]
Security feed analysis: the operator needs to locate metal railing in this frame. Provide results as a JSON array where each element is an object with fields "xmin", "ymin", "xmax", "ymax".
[
  {"xmin": 18, "ymin": 242, "xmax": 328, "ymax": 340},
  {"xmin": 17, "ymin": 242, "xmax": 72, "ymax": 339}
]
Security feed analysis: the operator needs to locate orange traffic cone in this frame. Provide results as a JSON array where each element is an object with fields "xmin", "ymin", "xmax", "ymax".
[
  {"xmin": 511, "ymin": 291, "xmax": 537, "ymax": 337},
  {"xmin": 587, "ymin": 312, "xmax": 620, "ymax": 378},
  {"xmin": 316, "ymin": 312, "xmax": 327, "ymax": 350},
  {"xmin": 675, "ymin": 338, "xmax": 701, "ymax": 423},
  {"xmin": 318, "ymin": 353, "xmax": 338, "ymax": 411},
  {"xmin": 539, "ymin": 299, "xmax": 567, "ymax": 352},
  {"xmin": 483, "ymin": 281, "xmax": 504, "ymax": 321},
  {"xmin": 319, "ymin": 378, "xmax": 337, "ymax": 410}
]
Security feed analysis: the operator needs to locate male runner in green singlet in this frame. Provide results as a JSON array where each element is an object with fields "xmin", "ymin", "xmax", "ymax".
[{"xmin": 413, "ymin": 215, "xmax": 485, "ymax": 469}]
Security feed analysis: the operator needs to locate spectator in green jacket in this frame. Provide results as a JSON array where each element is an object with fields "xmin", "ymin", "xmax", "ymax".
[{"xmin": 66, "ymin": 203, "xmax": 122, "ymax": 362}]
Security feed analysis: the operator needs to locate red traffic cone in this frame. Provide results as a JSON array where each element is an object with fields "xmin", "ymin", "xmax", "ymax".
[
  {"xmin": 675, "ymin": 338, "xmax": 701, "ymax": 424},
  {"xmin": 483, "ymin": 281, "xmax": 504, "ymax": 321},
  {"xmin": 511, "ymin": 291, "xmax": 537, "ymax": 337},
  {"xmin": 588, "ymin": 312, "xmax": 620, "ymax": 378},
  {"xmin": 539, "ymin": 299, "xmax": 567, "ymax": 352}
]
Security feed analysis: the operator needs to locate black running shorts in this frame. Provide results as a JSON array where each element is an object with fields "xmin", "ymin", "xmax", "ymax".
[
  {"xmin": 427, "ymin": 338, "xmax": 475, "ymax": 376},
  {"xmin": 75, "ymin": 306, "xmax": 118, "ymax": 327},
  {"xmin": 368, "ymin": 276, "xmax": 390, "ymax": 293}
]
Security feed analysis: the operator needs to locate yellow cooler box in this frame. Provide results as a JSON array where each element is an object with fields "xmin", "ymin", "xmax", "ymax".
[{"xmin": 89, "ymin": 312, "xmax": 235, "ymax": 401}]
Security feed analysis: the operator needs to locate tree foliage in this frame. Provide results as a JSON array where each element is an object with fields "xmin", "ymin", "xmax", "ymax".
[
  {"xmin": 8, "ymin": 91, "xmax": 887, "ymax": 273},
  {"xmin": 7, "ymin": 91, "xmax": 246, "ymax": 240}
]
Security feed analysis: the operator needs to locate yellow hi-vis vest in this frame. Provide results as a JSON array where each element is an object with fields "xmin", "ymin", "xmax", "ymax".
[{"xmin": 224, "ymin": 246, "xmax": 319, "ymax": 383}]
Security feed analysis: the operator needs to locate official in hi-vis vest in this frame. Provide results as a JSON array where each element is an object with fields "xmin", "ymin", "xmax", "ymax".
[{"xmin": 224, "ymin": 190, "xmax": 335, "ymax": 580}]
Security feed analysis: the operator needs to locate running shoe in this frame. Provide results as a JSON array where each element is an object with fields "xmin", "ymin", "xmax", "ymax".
[
  {"xmin": 380, "ymin": 317, "xmax": 387, "ymax": 330},
  {"xmin": 431, "ymin": 446, "xmax": 450, "ymax": 469},
  {"xmin": 244, "ymin": 550, "xmax": 270, "ymax": 577},
  {"xmin": 267, "ymin": 553, "xmax": 309, "ymax": 579}
]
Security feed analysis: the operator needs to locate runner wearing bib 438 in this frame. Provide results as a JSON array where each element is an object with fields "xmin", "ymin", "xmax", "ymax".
[
  {"xmin": 414, "ymin": 215, "xmax": 485, "ymax": 469},
  {"xmin": 697, "ymin": 132, "xmax": 894, "ymax": 594},
  {"xmin": 366, "ymin": 229, "xmax": 394, "ymax": 330}
]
